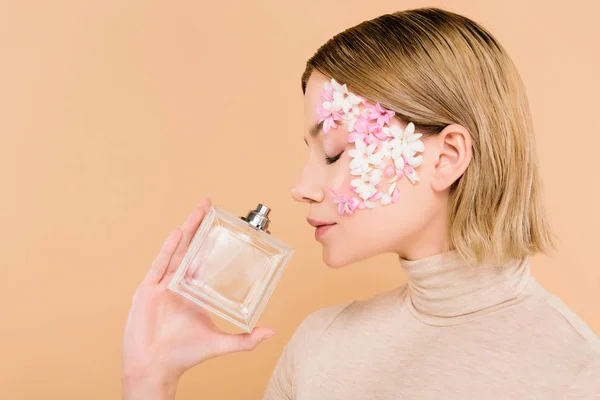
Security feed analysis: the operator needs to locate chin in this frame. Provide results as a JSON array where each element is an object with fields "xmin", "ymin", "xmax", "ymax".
[
  {"xmin": 321, "ymin": 246, "xmax": 359, "ymax": 269},
  {"xmin": 321, "ymin": 246, "xmax": 346, "ymax": 269},
  {"xmin": 321, "ymin": 239, "xmax": 388, "ymax": 268}
]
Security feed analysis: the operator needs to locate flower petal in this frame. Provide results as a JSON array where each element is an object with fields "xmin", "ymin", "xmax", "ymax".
[
  {"xmin": 407, "ymin": 155, "xmax": 423, "ymax": 167},
  {"xmin": 348, "ymin": 132, "xmax": 363, "ymax": 143},
  {"xmin": 390, "ymin": 125, "xmax": 403, "ymax": 139},
  {"xmin": 391, "ymin": 188, "xmax": 400, "ymax": 203},
  {"xmin": 350, "ymin": 178, "xmax": 363, "ymax": 187},
  {"xmin": 370, "ymin": 169, "xmax": 383, "ymax": 183},
  {"xmin": 388, "ymin": 181, "xmax": 397, "ymax": 195},
  {"xmin": 349, "ymin": 158, "xmax": 362, "ymax": 169},
  {"xmin": 384, "ymin": 165, "xmax": 395, "ymax": 177},
  {"xmin": 407, "ymin": 133, "xmax": 423, "ymax": 143},
  {"xmin": 394, "ymin": 156, "xmax": 405, "ymax": 170},
  {"xmin": 369, "ymin": 191, "xmax": 383, "ymax": 201}
]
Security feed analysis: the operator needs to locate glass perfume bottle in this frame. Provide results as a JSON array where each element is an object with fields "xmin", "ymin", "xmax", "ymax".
[{"xmin": 168, "ymin": 203, "xmax": 295, "ymax": 332}]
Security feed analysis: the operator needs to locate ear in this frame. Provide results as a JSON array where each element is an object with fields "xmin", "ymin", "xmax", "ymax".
[{"xmin": 429, "ymin": 124, "xmax": 472, "ymax": 192}]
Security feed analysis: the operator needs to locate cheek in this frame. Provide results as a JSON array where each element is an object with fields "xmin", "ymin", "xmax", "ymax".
[{"xmin": 329, "ymin": 156, "xmax": 354, "ymax": 192}]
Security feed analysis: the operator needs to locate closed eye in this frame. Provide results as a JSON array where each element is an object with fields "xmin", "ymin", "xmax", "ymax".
[{"xmin": 325, "ymin": 152, "xmax": 343, "ymax": 165}]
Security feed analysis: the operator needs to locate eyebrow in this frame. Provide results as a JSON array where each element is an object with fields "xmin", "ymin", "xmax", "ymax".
[
  {"xmin": 304, "ymin": 121, "xmax": 324, "ymax": 146},
  {"xmin": 309, "ymin": 121, "xmax": 323, "ymax": 138}
]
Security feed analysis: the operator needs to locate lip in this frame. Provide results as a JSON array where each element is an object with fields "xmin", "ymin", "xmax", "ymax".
[
  {"xmin": 307, "ymin": 218, "xmax": 337, "ymax": 241},
  {"xmin": 306, "ymin": 217, "xmax": 335, "ymax": 228}
]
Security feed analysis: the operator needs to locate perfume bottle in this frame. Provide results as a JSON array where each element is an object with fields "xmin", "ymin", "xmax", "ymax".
[{"xmin": 168, "ymin": 203, "xmax": 295, "ymax": 332}]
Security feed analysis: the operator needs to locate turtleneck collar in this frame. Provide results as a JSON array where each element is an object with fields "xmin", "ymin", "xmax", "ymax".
[{"xmin": 399, "ymin": 249, "xmax": 532, "ymax": 326}]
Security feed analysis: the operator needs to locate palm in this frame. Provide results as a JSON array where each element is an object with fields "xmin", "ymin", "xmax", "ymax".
[{"xmin": 136, "ymin": 278, "xmax": 219, "ymax": 370}]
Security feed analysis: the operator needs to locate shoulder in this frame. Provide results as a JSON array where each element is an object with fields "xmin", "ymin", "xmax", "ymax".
[
  {"xmin": 290, "ymin": 301, "xmax": 354, "ymax": 346},
  {"xmin": 292, "ymin": 285, "xmax": 407, "ymax": 342},
  {"xmin": 290, "ymin": 285, "xmax": 406, "ymax": 345},
  {"xmin": 528, "ymin": 279, "xmax": 600, "ymax": 349}
]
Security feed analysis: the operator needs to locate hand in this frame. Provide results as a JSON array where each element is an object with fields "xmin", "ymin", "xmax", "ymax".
[{"xmin": 122, "ymin": 198, "xmax": 276, "ymax": 390}]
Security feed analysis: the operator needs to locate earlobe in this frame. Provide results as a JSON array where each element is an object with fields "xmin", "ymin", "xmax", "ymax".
[{"xmin": 430, "ymin": 124, "xmax": 472, "ymax": 192}]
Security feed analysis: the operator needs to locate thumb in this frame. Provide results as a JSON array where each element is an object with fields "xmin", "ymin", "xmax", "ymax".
[{"xmin": 214, "ymin": 327, "xmax": 276, "ymax": 355}]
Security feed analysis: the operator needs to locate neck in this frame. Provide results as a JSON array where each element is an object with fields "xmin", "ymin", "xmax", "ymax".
[{"xmin": 399, "ymin": 249, "xmax": 531, "ymax": 326}]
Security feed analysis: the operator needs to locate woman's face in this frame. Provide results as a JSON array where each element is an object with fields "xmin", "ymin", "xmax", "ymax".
[{"xmin": 292, "ymin": 71, "xmax": 447, "ymax": 268}]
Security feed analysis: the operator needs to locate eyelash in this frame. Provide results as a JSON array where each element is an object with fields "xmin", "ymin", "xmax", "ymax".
[{"xmin": 325, "ymin": 152, "xmax": 343, "ymax": 165}]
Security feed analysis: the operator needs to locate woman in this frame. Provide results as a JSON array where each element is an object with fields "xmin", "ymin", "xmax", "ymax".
[{"xmin": 122, "ymin": 7, "xmax": 600, "ymax": 399}]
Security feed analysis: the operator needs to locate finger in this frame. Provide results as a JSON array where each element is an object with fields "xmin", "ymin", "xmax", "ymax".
[
  {"xmin": 213, "ymin": 327, "xmax": 276, "ymax": 356},
  {"xmin": 143, "ymin": 227, "xmax": 183, "ymax": 285},
  {"xmin": 163, "ymin": 198, "xmax": 213, "ymax": 278}
]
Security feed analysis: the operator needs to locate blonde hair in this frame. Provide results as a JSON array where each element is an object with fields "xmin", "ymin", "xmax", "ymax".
[{"xmin": 301, "ymin": 7, "xmax": 558, "ymax": 265}]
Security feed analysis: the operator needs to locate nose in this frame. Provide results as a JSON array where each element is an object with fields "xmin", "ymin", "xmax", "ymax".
[{"xmin": 291, "ymin": 165, "xmax": 325, "ymax": 204}]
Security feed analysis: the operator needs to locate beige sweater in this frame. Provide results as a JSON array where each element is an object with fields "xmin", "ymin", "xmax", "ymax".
[{"xmin": 263, "ymin": 250, "xmax": 600, "ymax": 399}]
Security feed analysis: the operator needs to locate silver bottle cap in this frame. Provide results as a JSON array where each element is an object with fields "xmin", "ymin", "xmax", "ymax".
[{"xmin": 241, "ymin": 204, "xmax": 271, "ymax": 233}]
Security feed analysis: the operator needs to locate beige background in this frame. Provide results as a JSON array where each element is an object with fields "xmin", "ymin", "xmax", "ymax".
[{"xmin": 1, "ymin": 1, "xmax": 598, "ymax": 399}]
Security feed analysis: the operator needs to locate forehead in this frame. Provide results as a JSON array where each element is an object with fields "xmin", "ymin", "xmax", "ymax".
[{"xmin": 304, "ymin": 71, "xmax": 330, "ymax": 128}]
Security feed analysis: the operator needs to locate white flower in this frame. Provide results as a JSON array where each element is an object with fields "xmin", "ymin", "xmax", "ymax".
[
  {"xmin": 362, "ymin": 200, "xmax": 376, "ymax": 209},
  {"xmin": 350, "ymin": 169, "xmax": 382, "ymax": 201},
  {"xmin": 393, "ymin": 152, "xmax": 423, "ymax": 170},
  {"xmin": 323, "ymin": 79, "xmax": 363, "ymax": 115},
  {"xmin": 388, "ymin": 122, "xmax": 425, "ymax": 160},
  {"xmin": 342, "ymin": 113, "xmax": 358, "ymax": 132},
  {"xmin": 353, "ymin": 183, "xmax": 377, "ymax": 201},
  {"xmin": 380, "ymin": 139, "xmax": 393, "ymax": 159},
  {"xmin": 381, "ymin": 181, "xmax": 398, "ymax": 205},
  {"xmin": 330, "ymin": 79, "xmax": 348, "ymax": 95},
  {"xmin": 348, "ymin": 139, "xmax": 385, "ymax": 175},
  {"xmin": 393, "ymin": 156, "xmax": 422, "ymax": 184},
  {"xmin": 343, "ymin": 93, "xmax": 363, "ymax": 115},
  {"xmin": 381, "ymin": 126, "xmax": 393, "ymax": 138}
]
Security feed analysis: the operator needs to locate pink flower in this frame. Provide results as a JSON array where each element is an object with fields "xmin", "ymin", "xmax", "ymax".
[
  {"xmin": 364, "ymin": 134, "xmax": 379, "ymax": 145},
  {"xmin": 347, "ymin": 131, "xmax": 379, "ymax": 146},
  {"xmin": 369, "ymin": 123, "xmax": 387, "ymax": 140},
  {"xmin": 316, "ymin": 103, "xmax": 342, "ymax": 134},
  {"xmin": 347, "ymin": 116, "xmax": 385, "ymax": 144},
  {"xmin": 353, "ymin": 116, "xmax": 370, "ymax": 133},
  {"xmin": 365, "ymin": 102, "xmax": 396, "ymax": 126},
  {"xmin": 329, "ymin": 189, "xmax": 360, "ymax": 215}
]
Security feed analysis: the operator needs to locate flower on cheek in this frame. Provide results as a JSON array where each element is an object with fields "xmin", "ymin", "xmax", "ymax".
[
  {"xmin": 350, "ymin": 169, "xmax": 383, "ymax": 201},
  {"xmin": 322, "ymin": 81, "xmax": 364, "ymax": 116},
  {"xmin": 364, "ymin": 102, "xmax": 396, "ymax": 126},
  {"xmin": 347, "ymin": 116, "xmax": 387, "ymax": 144},
  {"xmin": 391, "ymin": 155, "xmax": 421, "ymax": 184},
  {"xmin": 380, "ymin": 181, "xmax": 400, "ymax": 206},
  {"xmin": 329, "ymin": 189, "xmax": 360, "ymax": 215},
  {"xmin": 348, "ymin": 139, "xmax": 385, "ymax": 175},
  {"xmin": 316, "ymin": 78, "xmax": 425, "ymax": 216},
  {"xmin": 317, "ymin": 103, "xmax": 342, "ymax": 134},
  {"xmin": 388, "ymin": 123, "xmax": 425, "ymax": 162}
]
